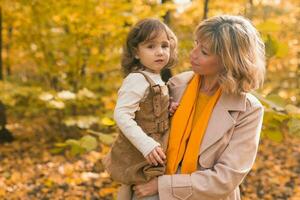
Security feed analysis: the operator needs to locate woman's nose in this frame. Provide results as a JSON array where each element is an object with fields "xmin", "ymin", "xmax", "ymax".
[{"xmin": 190, "ymin": 47, "xmax": 197, "ymax": 59}]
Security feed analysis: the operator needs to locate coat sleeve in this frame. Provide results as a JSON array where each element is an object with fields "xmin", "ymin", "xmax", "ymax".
[
  {"xmin": 158, "ymin": 100, "xmax": 264, "ymax": 200},
  {"xmin": 167, "ymin": 71, "xmax": 194, "ymax": 103}
]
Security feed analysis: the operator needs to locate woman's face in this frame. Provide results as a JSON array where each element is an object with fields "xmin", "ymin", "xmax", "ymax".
[{"xmin": 190, "ymin": 40, "xmax": 223, "ymax": 76}]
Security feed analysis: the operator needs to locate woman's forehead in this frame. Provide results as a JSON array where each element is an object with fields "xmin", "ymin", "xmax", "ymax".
[{"xmin": 196, "ymin": 37, "xmax": 213, "ymax": 48}]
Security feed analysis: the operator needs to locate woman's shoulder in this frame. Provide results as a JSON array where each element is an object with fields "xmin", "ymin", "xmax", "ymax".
[
  {"xmin": 167, "ymin": 71, "xmax": 195, "ymax": 86},
  {"xmin": 221, "ymin": 92, "xmax": 263, "ymax": 113},
  {"xmin": 245, "ymin": 93, "xmax": 263, "ymax": 109}
]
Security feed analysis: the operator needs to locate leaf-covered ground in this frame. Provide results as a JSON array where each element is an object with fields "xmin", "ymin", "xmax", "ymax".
[{"xmin": 0, "ymin": 120, "xmax": 299, "ymax": 200}]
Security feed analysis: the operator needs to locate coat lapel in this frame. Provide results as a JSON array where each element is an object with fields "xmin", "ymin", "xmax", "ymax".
[
  {"xmin": 168, "ymin": 71, "xmax": 248, "ymax": 156},
  {"xmin": 199, "ymin": 92, "xmax": 247, "ymax": 155}
]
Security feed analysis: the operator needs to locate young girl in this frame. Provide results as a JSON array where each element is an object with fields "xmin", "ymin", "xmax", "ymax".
[{"xmin": 102, "ymin": 18, "xmax": 178, "ymax": 200}]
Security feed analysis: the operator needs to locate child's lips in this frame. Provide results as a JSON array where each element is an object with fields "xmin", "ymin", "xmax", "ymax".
[{"xmin": 155, "ymin": 59, "xmax": 164, "ymax": 63}]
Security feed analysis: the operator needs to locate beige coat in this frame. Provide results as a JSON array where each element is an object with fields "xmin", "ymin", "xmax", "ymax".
[{"xmin": 117, "ymin": 71, "xmax": 264, "ymax": 200}]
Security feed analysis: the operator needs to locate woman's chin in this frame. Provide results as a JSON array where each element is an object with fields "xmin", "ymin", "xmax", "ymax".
[{"xmin": 191, "ymin": 66, "xmax": 201, "ymax": 74}]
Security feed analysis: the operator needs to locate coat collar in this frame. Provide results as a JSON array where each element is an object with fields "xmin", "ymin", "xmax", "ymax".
[
  {"xmin": 219, "ymin": 92, "xmax": 247, "ymax": 112},
  {"xmin": 169, "ymin": 71, "xmax": 248, "ymax": 155},
  {"xmin": 170, "ymin": 71, "xmax": 247, "ymax": 112}
]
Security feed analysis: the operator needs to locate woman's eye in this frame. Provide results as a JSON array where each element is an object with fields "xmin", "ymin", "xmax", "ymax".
[
  {"xmin": 147, "ymin": 45, "xmax": 154, "ymax": 49},
  {"xmin": 162, "ymin": 44, "xmax": 169, "ymax": 49},
  {"xmin": 201, "ymin": 50, "xmax": 208, "ymax": 55}
]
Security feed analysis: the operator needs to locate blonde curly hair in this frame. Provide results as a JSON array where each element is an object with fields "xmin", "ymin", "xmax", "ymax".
[{"xmin": 195, "ymin": 15, "xmax": 265, "ymax": 94}]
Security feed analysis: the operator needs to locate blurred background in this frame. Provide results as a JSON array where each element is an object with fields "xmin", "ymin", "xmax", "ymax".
[{"xmin": 0, "ymin": 0, "xmax": 299, "ymax": 199}]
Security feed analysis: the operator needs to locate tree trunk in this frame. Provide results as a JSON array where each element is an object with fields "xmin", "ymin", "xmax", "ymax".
[
  {"xmin": 161, "ymin": 0, "xmax": 173, "ymax": 82},
  {"xmin": 245, "ymin": 0, "xmax": 254, "ymax": 19},
  {"xmin": 0, "ymin": 7, "xmax": 14, "ymax": 143},
  {"xmin": 5, "ymin": 26, "xmax": 12, "ymax": 77},
  {"xmin": 0, "ymin": 6, "xmax": 3, "ymax": 80},
  {"xmin": 0, "ymin": 101, "xmax": 14, "ymax": 143},
  {"xmin": 203, "ymin": 0, "xmax": 210, "ymax": 20}
]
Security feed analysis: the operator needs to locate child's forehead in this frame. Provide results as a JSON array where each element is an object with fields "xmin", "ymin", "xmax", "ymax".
[{"xmin": 143, "ymin": 29, "xmax": 168, "ymax": 43}]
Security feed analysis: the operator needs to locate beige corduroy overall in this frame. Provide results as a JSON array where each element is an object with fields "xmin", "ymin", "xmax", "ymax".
[{"xmin": 102, "ymin": 71, "xmax": 170, "ymax": 185}]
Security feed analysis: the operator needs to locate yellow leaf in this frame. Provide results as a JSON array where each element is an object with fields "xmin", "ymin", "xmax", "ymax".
[
  {"xmin": 99, "ymin": 187, "xmax": 117, "ymax": 197},
  {"xmin": 44, "ymin": 179, "xmax": 54, "ymax": 188},
  {"xmin": 0, "ymin": 188, "xmax": 6, "ymax": 197},
  {"xmin": 101, "ymin": 117, "xmax": 115, "ymax": 126}
]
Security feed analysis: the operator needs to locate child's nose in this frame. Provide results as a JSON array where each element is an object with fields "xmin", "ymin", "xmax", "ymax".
[{"xmin": 155, "ymin": 47, "xmax": 163, "ymax": 56}]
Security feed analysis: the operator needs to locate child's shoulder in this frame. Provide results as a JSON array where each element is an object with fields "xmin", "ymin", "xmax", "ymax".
[
  {"xmin": 124, "ymin": 72, "xmax": 149, "ymax": 84},
  {"xmin": 119, "ymin": 72, "xmax": 150, "ymax": 92}
]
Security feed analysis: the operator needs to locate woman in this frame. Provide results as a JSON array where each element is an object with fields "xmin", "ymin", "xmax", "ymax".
[{"xmin": 118, "ymin": 15, "xmax": 265, "ymax": 200}]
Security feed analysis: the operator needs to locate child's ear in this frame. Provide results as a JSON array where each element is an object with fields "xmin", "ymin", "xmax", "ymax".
[{"xmin": 133, "ymin": 47, "xmax": 139, "ymax": 59}]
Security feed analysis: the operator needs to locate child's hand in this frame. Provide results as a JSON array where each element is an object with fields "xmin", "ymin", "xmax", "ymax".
[
  {"xmin": 145, "ymin": 146, "xmax": 166, "ymax": 166},
  {"xmin": 169, "ymin": 97, "xmax": 179, "ymax": 116}
]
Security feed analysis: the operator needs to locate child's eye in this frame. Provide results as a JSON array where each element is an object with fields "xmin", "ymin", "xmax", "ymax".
[
  {"xmin": 147, "ymin": 44, "xmax": 155, "ymax": 49},
  {"xmin": 162, "ymin": 44, "xmax": 169, "ymax": 49}
]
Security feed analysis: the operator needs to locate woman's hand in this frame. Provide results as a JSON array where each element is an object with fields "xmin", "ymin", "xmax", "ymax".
[
  {"xmin": 145, "ymin": 146, "xmax": 166, "ymax": 166},
  {"xmin": 133, "ymin": 177, "xmax": 159, "ymax": 198}
]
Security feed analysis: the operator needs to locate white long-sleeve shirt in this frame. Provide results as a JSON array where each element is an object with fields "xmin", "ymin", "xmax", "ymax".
[{"xmin": 113, "ymin": 70, "xmax": 168, "ymax": 157}]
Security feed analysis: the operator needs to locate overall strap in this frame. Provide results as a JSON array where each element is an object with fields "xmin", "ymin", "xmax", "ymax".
[
  {"xmin": 132, "ymin": 71, "xmax": 163, "ymax": 117},
  {"xmin": 131, "ymin": 71, "xmax": 161, "ymax": 95}
]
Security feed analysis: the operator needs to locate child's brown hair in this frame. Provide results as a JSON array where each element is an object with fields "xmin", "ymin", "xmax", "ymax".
[{"xmin": 121, "ymin": 18, "xmax": 178, "ymax": 75}]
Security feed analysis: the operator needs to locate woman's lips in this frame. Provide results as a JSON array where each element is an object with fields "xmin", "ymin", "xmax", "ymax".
[{"xmin": 190, "ymin": 60, "xmax": 198, "ymax": 66}]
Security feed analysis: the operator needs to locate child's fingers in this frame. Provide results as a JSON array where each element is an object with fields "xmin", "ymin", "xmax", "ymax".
[
  {"xmin": 152, "ymin": 150, "xmax": 164, "ymax": 165},
  {"xmin": 169, "ymin": 105, "xmax": 176, "ymax": 112},
  {"xmin": 156, "ymin": 148, "xmax": 166, "ymax": 160},
  {"xmin": 149, "ymin": 153, "xmax": 158, "ymax": 166},
  {"xmin": 145, "ymin": 156, "xmax": 152, "ymax": 165},
  {"xmin": 169, "ymin": 108, "xmax": 176, "ymax": 116}
]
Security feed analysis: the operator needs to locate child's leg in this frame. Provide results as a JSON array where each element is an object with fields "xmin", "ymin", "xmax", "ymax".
[
  {"xmin": 117, "ymin": 184, "xmax": 132, "ymax": 200},
  {"xmin": 132, "ymin": 191, "xmax": 159, "ymax": 200}
]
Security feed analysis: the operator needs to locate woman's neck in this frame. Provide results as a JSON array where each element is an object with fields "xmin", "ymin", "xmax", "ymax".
[{"xmin": 200, "ymin": 75, "xmax": 219, "ymax": 95}]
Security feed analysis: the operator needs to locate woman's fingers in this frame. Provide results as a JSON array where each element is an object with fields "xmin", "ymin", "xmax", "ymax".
[
  {"xmin": 134, "ymin": 178, "xmax": 158, "ymax": 198},
  {"xmin": 135, "ymin": 188, "xmax": 144, "ymax": 198}
]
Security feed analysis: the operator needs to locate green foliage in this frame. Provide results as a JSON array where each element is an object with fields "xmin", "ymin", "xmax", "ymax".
[
  {"xmin": 87, "ymin": 129, "xmax": 117, "ymax": 146},
  {"xmin": 253, "ymin": 91, "xmax": 300, "ymax": 142},
  {"xmin": 51, "ymin": 135, "xmax": 98, "ymax": 156}
]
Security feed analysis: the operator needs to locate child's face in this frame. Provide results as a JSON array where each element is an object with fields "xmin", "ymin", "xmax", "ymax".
[
  {"xmin": 135, "ymin": 31, "xmax": 170, "ymax": 73},
  {"xmin": 190, "ymin": 39, "xmax": 223, "ymax": 76}
]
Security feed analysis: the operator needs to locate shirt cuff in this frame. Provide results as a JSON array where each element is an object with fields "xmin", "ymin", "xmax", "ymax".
[
  {"xmin": 158, "ymin": 175, "xmax": 172, "ymax": 199},
  {"xmin": 141, "ymin": 139, "xmax": 160, "ymax": 157}
]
